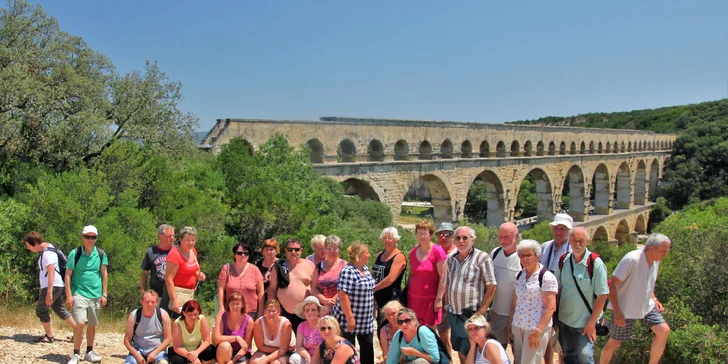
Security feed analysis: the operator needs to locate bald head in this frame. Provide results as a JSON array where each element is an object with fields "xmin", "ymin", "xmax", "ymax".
[{"xmin": 498, "ymin": 222, "xmax": 519, "ymax": 254}]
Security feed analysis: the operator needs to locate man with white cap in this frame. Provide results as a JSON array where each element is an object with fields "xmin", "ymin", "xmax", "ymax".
[
  {"xmin": 65, "ymin": 225, "xmax": 109, "ymax": 364},
  {"xmin": 435, "ymin": 222, "xmax": 456, "ymax": 355},
  {"xmin": 540, "ymin": 213, "xmax": 573, "ymax": 364}
]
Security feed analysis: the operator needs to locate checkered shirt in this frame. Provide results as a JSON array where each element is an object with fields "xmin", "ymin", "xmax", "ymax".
[{"xmin": 332, "ymin": 264, "xmax": 375, "ymax": 334}]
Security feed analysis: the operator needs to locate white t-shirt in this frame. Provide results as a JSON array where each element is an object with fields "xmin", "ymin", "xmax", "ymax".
[
  {"xmin": 608, "ymin": 249, "xmax": 658, "ymax": 319},
  {"xmin": 38, "ymin": 244, "xmax": 64, "ymax": 289},
  {"xmin": 490, "ymin": 247, "xmax": 521, "ymax": 315}
]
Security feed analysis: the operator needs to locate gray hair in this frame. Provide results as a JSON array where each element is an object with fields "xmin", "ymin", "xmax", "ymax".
[
  {"xmin": 157, "ymin": 224, "xmax": 175, "ymax": 235},
  {"xmin": 569, "ymin": 227, "xmax": 590, "ymax": 242},
  {"xmin": 517, "ymin": 239, "xmax": 542, "ymax": 256},
  {"xmin": 311, "ymin": 234, "xmax": 326, "ymax": 248},
  {"xmin": 324, "ymin": 235, "xmax": 343, "ymax": 248},
  {"xmin": 379, "ymin": 227, "xmax": 401, "ymax": 241},
  {"xmin": 455, "ymin": 226, "xmax": 476, "ymax": 240},
  {"xmin": 645, "ymin": 233, "xmax": 671, "ymax": 249},
  {"xmin": 179, "ymin": 226, "xmax": 197, "ymax": 240}
]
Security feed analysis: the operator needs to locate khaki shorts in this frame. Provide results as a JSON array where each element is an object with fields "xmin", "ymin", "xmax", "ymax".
[
  {"xmin": 550, "ymin": 324, "xmax": 562, "ymax": 353},
  {"xmin": 72, "ymin": 294, "xmax": 101, "ymax": 326}
]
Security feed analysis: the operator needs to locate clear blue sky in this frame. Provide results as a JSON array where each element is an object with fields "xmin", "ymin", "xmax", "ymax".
[{"xmin": 32, "ymin": 0, "xmax": 728, "ymax": 132}]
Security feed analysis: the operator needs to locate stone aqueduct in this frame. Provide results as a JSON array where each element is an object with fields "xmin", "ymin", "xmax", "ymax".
[{"xmin": 202, "ymin": 117, "xmax": 676, "ymax": 244}]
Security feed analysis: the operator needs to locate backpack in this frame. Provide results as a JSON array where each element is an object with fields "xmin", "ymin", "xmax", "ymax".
[
  {"xmin": 39, "ymin": 246, "xmax": 68, "ymax": 278},
  {"xmin": 516, "ymin": 266, "xmax": 548, "ymax": 288},
  {"xmin": 73, "ymin": 246, "xmax": 106, "ymax": 272},
  {"xmin": 491, "ymin": 247, "xmax": 523, "ymax": 268},
  {"xmin": 132, "ymin": 307, "xmax": 163, "ymax": 344},
  {"xmin": 398, "ymin": 325, "xmax": 452, "ymax": 363},
  {"xmin": 558, "ymin": 252, "xmax": 600, "ymax": 280}
]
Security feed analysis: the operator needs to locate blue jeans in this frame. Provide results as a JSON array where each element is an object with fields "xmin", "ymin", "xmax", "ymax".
[
  {"xmin": 124, "ymin": 347, "xmax": 169, "ymax": 364},
  {"xmin": 558, "ymin": 321, "xmax": 594, "ymax": 364}
]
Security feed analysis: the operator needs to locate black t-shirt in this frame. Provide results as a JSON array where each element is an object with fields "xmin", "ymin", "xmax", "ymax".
[
  {"xmin": 372, "ymin": 251, "xmax": 406, "ymax": 309},
  {"xmin": 140, "ymin": 246, "xmax": 171, "ymax": 295}
]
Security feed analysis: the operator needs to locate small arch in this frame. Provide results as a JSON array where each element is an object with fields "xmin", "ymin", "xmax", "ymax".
[
  {"xmin": 440, "ymin": 139, "xmax": 454, "ymax": 159},
  {"xmin": 536, "ymin": 141, "xmax": 545, "ymax": 156},
  {"xmin": 367, "ymin": 139, "xmax": 384, "ymax": 162},
  {"xmin": 460, "ymin": 140, "xmax": 473, "ymax": 158},
  {"xmin": 620, "ymin": 141, "xmax": 626, "ymax": 153},
  {"xmin": 627, "ymin": 142, "xmax": 632, "ymax": 152},
  {"xmin": 605, "ymin": 142, "xmax": 611, "ymax": 153},
  {"xmin": 638, "ymin": 141, "xmax": 643, "ymax": 151},
  {"xmin": 548, "ymin": 142, "xmax": 556, "ymax": 156},
  {"xmin": 394, "ymin": 139, "xmax": 410, "ymax": 161},
  {"xmin": 588, "ymin": 141, "xmax": 594, "ymax": 154},
  {"xmin": 496, "ymin": 141, "xmax": 506, "ymax": 158},
  {"xmin": 306, "ymin": 138, "xmax": 324, "ymax": 164},
  {"xmin": 419, "ymin": 140, "xmax": 433, "ymax": 160},
  {"xmin": 579, "ymin": 142, "xmax": 586, "ymax": 154},
  {"xmin": 338, "ymin": 139, "xmax": 356, "ymax": 163},
  {"xmin": 597, "ymin": 142, "xmax": 603, "ymax": 154},
  {"xmin": 661, "ymin": 141, "xmax": 666, "ymax": 149},
  {"xmin": 524, "ymin": 140, "xmax": 533, "ymax": 157},
  {"xmin": 615, "ymin": 219, "xmax": 631, "ymax": 245},
  {"xmin": 479, "ymin": 141, "xmax": 491, "ymax": 158},
  {"xmin": 559, "ymin": 142, "xmax": 567, "ymax": 155},
  {"xmin": 510, "ymin": 140, "xmax": 521, "ymax": 157},
  {"xmin": 612, "ymin": 141, "xmax": 619, "ymax": 153},
  {"xmin": 592, "ymin": 226, "xmax": 609, "ymax": 242},
  {"xmin": 635, "ymin": 214, "xmax": 647, "ymax": 234},
  {"xmin": 570, "ymin": 142, "xmax": 577, "ymax": 155}
]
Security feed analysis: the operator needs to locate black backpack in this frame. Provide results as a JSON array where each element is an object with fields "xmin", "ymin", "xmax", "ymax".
[
  {"xmin": 398, "ymin": 325, "xmax": 452, "ymax": 363},
  {"xmin": 516, "ymin": 266, "xmax": 548, "ymax": 288},
  {"xmin": 132, "ymin": 307, "xmax": 163, "ymax": 344},
  {"xmin": 39, "ymin": 246, "xmax": 69, "ymax": 278}
]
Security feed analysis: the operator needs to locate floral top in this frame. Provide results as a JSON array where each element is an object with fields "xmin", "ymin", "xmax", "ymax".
[
  {"xmin": 316, "ymin": 259, "xmax": 347, "ymax": 299},
  {"xmin": 298, "ymin": 321, "xmax": 324, "ymax": 356},
  {"xmin": 512, "ymin": 264, "xmax": 558, "ymax": 331},
  {"xmin": 319, "ymin": 339, "xmax": 359, "ymax": 364}
]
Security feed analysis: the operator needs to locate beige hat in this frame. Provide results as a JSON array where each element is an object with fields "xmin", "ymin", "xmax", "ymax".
[
  {"xmin": 464, "ymin": 314, "xmax": 488, "ymax": 328},
  {"xmin": 293, "ymin": 296, "xmax": 328, "ymax": 319}
]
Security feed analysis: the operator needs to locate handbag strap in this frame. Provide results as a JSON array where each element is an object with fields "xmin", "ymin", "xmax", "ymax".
[{"xmin": 569, "ymin": 255, "xmax": 593, "ymax": 314}]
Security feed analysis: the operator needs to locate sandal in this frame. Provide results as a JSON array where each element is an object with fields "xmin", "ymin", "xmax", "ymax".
[{"xmin": 36, "ymin": 334, "xmax": 55, "ymax": 343}]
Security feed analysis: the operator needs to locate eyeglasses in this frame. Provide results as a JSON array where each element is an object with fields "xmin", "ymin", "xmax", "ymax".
[
  {"xmin": 235, "ymin": 251, "xmax": 250, "ymax": 256},
  {"xmin": 454, "ymin": 236, "xmax": 469, "ymax": 241},
  {"xmin": 286, "ymin": 247, "xmax": 301, "ymax": 252},
  {"xmin": 396, "ymin": 318, "xmax": 413, "ymax": 325},
  {"xmin": 437, "ymin": 232, "xmax": 453, "ymax": 237},
  {"xmin": 82, "ymin": 235, "xmax": 98, "ymax": 240},
  {"xmin": 518, "ymin": 253, "xmax": 535, "ymax": 258},
  {"xmin": 325, "ymin": 247, "xmax": 339, "ymax": 251},
  {"xmin": 319, "ymin": 326, "xmax": 334, "ymax": 332}
]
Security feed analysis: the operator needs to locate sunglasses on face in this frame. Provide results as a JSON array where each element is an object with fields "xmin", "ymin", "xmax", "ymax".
[
  {"xmin": 397, "ymin": 318, "xmax": 413, "ymax": 325},
  {"xmin": 467, "ymin": 326, "xmax": 483, "ymax": 332},
  {"xmin": 319, "ymin": 326, "xmax": 334, "ymax": 332},
  {"xmin": 437, "ymin": 232, "xmax": 453, "ymax": 237},
  {"xmin": 286, "ymin": 247, "xmax": 301, "ymax": 252},
  {"xmin": 82, "ymin": 235, "xmax": 98, "ymax": 240},
  {"xmin": 235, "ymin": 251, "xmax": 250, "ymax": 256},
  {"xmin": 455, "ymin": 236, "xmax": 469, "ymax": 241}
]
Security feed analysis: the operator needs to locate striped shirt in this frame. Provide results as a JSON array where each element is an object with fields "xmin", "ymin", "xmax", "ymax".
[{"xmin": 445, "ymin": 248, "xmax": 497, "ymax": 315}]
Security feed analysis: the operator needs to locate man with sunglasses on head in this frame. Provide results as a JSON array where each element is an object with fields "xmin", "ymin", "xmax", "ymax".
[
  {"xmin": 65, "ymin": 225, "xmax": 109, "ymax": 364},
  {"xmin": 269, "ymin": 238, "xmax": 315, "ymax": 332},
  {"xmin": 445, "ymin": 226, "xmax": 497, "ymax": 364}
]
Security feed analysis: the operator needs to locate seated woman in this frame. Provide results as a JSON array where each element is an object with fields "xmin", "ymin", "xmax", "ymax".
[
  {"xmin": 311, "ymin": 316, "xmax": 358, "ymax": 364},
  {"xmin": 290, "ymin": 296, "xmax": 327, "ymax": 364},
  {"xmin": 378, "ymin": 301, "xmax": 403, "ymax": 363},
  {"xmin": 386, "ymin": 308, "xmax": 449, "ymax": 364},
  {"xmin": 251, "ymin": 299, "xmax": 296, "ymax": 364},
  {"xmin": 168, "ymin": 300, "xmax": 215, "ymax": 364},
  {"xmin": 214, "ymin": 292, "xmax": 255, "ymax": 364},
  {"xmin": 465, "ymin": 314, "xmax": 510, "ymax": 364}
]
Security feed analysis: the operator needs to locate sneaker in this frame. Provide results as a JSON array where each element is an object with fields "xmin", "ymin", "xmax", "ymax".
[
  {"xmin": 67, "ymin": 354, "xmax": 80, "ymax": 364},
  {"xmin": 84, "ymin": 350, "xmax": 102, "ymax": 363}
]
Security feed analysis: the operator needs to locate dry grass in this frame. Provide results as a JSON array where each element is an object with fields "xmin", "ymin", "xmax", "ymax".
[{"xmin": 0, "ymin": 303, "xmax": 129, "ymax": 334}]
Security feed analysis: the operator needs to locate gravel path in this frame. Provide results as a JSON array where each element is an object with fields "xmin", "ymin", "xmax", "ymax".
[{"xmin": 0, "ymin": 326, "xmax": 126, "ymax": 363}]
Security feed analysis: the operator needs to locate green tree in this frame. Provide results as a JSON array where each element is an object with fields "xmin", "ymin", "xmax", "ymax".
[{"xmin": 516, "ymin": 175, "xmax": 537, "ymax": 218}]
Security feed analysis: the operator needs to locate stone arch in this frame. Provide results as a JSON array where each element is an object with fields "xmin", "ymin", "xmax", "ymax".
[
  {"xmin": 440, "ymin": 139, "xmax": 454, "ymax": 159},
  {"xmin": 587, "ymin": 141, "xmax": 594, "ymax": 154},
  {"xmin": 403, "ymin": 173, "xmax": 454, "ymax": 225},
  {"xmin": 661, "ymin": 141, "xmax": 666, "ymax": 149},
  {"xmin": 536, "ymin": 141, "xmax": 545, "ymax": 156},
  {"xmin": 460, "ymin": 140, "xmax": 473, "ymax": 158},
  {"xmin": 394, "ymin": 139, "xmax": 409, "ymax": 161},
  {"xmin": 510, "ymin": 140, "xmax": 521, "ymax": 157},
  {"xmin": 646, "ymin": 141, "xmax": 652, "ymax": 151},
  {"xmin": 634, "ymin": 160, "xmax": 647, "ymax": 205},
  {"xmin": 367, "ymin": 139, "xmax": 384, "ymax": 162},
  {"xmin": 635, "ymin": 214, "xmax": 647, "ymax": 234},
  {"xmin": 466, "ymin": 169, "xmax": 507, "ymax": 227},
  {"xmin": 620, "ymin": 141, "xmax": 626, "ymax": 153},
  {"xmin": 570, "ymin": 141, "xmax": 577, "ymax": 155},
  {"xmin": 638, "ymin": 141, "xmax": 643, "ymax": 151},
  {"xmin": 479, "ymin": 141, "xmax": 491, "ymax": 158},
  {"xmin": 548, "ymin": 142, "xmax": 556, "ymax": 156},
  {"xmin": 627, "ymin": 142, "xmax": 632, "ymax": 152},
  {"xmin": 496, "ymin": 141, "xmax": 507, "ymax": 158},
  {"xmin": 564, "ymin": 165, "xmax": 586, "ymax": 222},
  {"xmin": 598, "ymin": 142, "xmax": 603, "ymax": 154},
  {"xmin": 306, "ymin": 138, "xmax": 324, "ymax": 164},
  {"xmin": 337, "ymin": 139, "xmax": 356, "ymax": 163},
  {"xmin": 649, "ymin": 159, "xmax": 660, "ymax": 201},
  {"xmin": 559, "ymin": 142, "xmax": 567, "ymax": 155},
  {"xmin": 517, "ymin": 168, "xmax": 555, "ymax": 222},
  {"xmin": 523, "ymin": 140, "xmax": 533, "ymax": 157},
  {"xmin": 591, "ymin": 164, "xmax": 610, "ymax": 215},
  {"xmin": 419, "ymin": 141, "xmax": 433, "ymax": 160},
  {"xmin": 615, "ymin": 219, "xmax": 631, "ymax": 244},
  {"xmin": 605, "ymin": 142, "xmax": 611, "ymax": 153},
  {"xmin": 615, "ymin": 162, "xmax": 632, "ymax": 209},
  {"xmin": 612, "ymin": 141, "xmax": 619, "ymax": 153},
  {"xmin": 593, "ymin": 225, "xmax": 609, "ymax": 242},
  {"xmin": 341, "ymin": 178, "xmax": 382, "ymax": 201}
]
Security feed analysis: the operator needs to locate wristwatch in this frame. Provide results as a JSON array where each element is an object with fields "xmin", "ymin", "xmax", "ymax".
[{"xmin": 102, "ymin": 293, "xmax": 108, "ymax": 298}]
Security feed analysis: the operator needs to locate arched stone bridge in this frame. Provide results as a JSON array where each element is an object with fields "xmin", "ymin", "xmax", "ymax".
[{"xmin": 202, "ymin": 117, "xmax": 676, "ymax": 243}]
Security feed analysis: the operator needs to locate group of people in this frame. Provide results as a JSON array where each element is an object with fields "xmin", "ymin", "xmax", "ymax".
[{"xmin": 23, "ymin": 213, "xmax": 672, "ymax": 364}]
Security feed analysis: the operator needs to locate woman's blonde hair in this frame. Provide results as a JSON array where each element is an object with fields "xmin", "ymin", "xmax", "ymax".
[
  {"xmin": 347, "ymin": 241, "xmax": 368, "ymax": 262},
  {"xmin": 318, "ymin": 315, "xmax": 340, "ymax": 334},
  {"xmin": 382, "ymin": 300, "xmax": 404, "ymax": 314}
]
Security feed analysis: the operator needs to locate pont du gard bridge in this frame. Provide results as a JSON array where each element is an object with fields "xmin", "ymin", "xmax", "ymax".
[{"xmin": 201, "ymin": 117, "xmax": 676, "ymax": 244}]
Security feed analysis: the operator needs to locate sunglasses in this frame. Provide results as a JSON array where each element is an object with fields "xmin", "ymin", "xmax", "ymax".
[
  {"xmin": 455, "ymin": 236, "xmax": 469, "ymax": 241},
  {"xmin": 286, "ymin": 247, "xmax": 302, "ymax": 252},
  {"xmin": 397, "ymin": 318, "xmax": 413, "ymax": 325},
  {"xmin": 437, "ymin": 232, "xmax": 453, "ymax": 237},
  {"xmin": 82, "ymin": 235, "xmax": 98, "ymax": 240},
  {"xmin": 235, "ymin": 251, "xmax": 250, "ymax": 256},
  {"xmin": 319, "ymin": 326, "xmax": 334, "ymax": 332}
]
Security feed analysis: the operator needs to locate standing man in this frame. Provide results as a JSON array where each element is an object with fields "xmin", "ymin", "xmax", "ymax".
[
  {"xmin": 554, "ymin": 227, "xmax": 609, "ymax": 364},
  {"xmin": 435, "ymin": 222, "xmax": 456, "ymax": 355},
  {"xmin": 541, "ymin": 213, "xmax": 573, "ymax": 363},
  {"xmin": 123, "ymin": 290, "xmax": 172, "ymax": 364},
  {"xmin": 600, "ymin": 234, "xmax": 671, "ymax": 364},
  {"xmin": 23, "ymin": 231, "xmax": 76, "ymax": 343},
  {"xmin": 65, "ymin": 225, "xmax": 109, "ymax": 364},
  {"xmin": 445, "ymin": 226, "xmax": 497, "ymax": 364},
  {"xmin": 140, "ymin": 224, "xmax": 174, "ymax": 308},
  {"xmin": 490, "ymin": 222, "xmax": 521, "ymax": 349},
  {"xmin": 269, "ymin": 238, "xmax": 315, "ymax": 332}
]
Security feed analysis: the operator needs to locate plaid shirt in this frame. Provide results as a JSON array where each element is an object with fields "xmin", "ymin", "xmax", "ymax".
[
  {"xmin": 332, "ymin": 264, "xmax": 375, "ymax": 334},
  {"xmin": 446, "ymin": 248, "xmax": 497, "ymax": 315}
]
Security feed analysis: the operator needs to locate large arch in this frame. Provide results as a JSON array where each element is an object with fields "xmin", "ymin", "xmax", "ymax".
[
  {"xmin": 593, "ymin": 225, "xmax": 609, "ymax": 242},
  {"xmin": 479, "ymin": 141, "xmax": 491, "ymax": 158},
  {"xmin": 591, "ymin": 164, "xmax": 610, "ymax": 215},
  {"xmin": 403, "ymin": 173, "xmax": 454, "ymax": 225},
  {"xmin": 634, "ymin": 160, "xmax": 647, "ymax": 205},
  {"xmin": 419, "ymin": 141, "xmax": 433, "ymax": 160},
  {"xmin": 615, "ymin": 162, "xmax": 632, "ymax": 209},
  {"xmin": 615, "ymin": 219, "xmax": 631, "ymax": 245},
  {"xmin": 440, "ymin": 139, "xmax": 454, "ymax": 159},
  {"xmin": 367, "ymin": 139, "xmax": 384, "ymax": 162},
  {"xmin": 465, "ymin": 170, "xmax": 507, "ymax": 227},
  {"xmin": 306, "ymin": 138, "xmax": 324, "ymax": 164},
  {"xmin": 649, "ymin": 159, "xmax": 660, "ymax": 201},
  {"xmin": 517, "ymin": 168, "xmax": 555, "ymax": 222},
  {"xmin": 341, "ymin": 178, "xmax": 382, "ymax": 201},
  {"xmin": 394, "ymin": 139, "xmax": 409, "ymax": 161},
  {"xmin": 496, "ymin": 141, "xmax": 506, "ymax": 158},
  {"xmin": 635, "ymin": 214, "xmax": 647, "ymax": 234},
  {"xmin": 461, "ymin": 140, "xmax": 473, "ymax": 158},
  {"xmin": 564, "ymin": 165, "xmax": 586, "ymax": 222}
]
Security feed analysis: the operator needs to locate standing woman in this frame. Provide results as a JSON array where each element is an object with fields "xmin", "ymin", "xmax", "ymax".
[
  {"xmin": 331, "ymin": 242, "xmax": 376, "ymax": 364},
  {"xmin": 465, "ymin": 314, "xmax": 510, "ymax": 364},
  {"xmin": 218, "ymin": 242, "xmax": 265, "ymax": 318},
  {"xmin": 372, "ymin": 227, "xmax": 407, "ymax": 316},
  {"xmin": 407, "ymin": 220, "xmax": 447, "ymax": 329},
  {"xmin": 214, "ymin": 292, "xmax": 255, "ymax": 364},
  {"xmin": 306, "ymin": 235, "xmax": 327, "ymax": 266},
  {"xmin": 311, "ymin": 316, "xmax": 358, "ymax": 364},
  {"xmin": 168, "ymin": 300, "xmax": 215, "ymax": 364},
  {"xmin": 312, "ymin": 235, "xmax": 347, "ymax": 310},
  {"xmin": 509, "ymin": 240, "xmax": 557, "ymax": 364},
  {"xmin": 256, "ymin": 239, "xmax": 280, "ymax": 305},
  {"xmin": 166, "ymin": 227, "xmax": 206, "ymax": 318}
]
